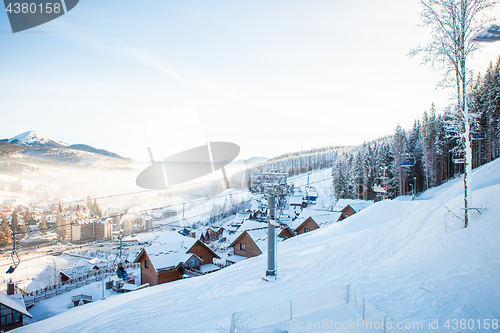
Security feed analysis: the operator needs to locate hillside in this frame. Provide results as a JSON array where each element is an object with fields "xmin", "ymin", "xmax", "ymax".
[
  {"xmin": 16, "ymin": 159, "xmax": 500, "ymax": 333},
  {"xmin": 2, "ymin": 130, "xmax": 126, "ymax": 164}
]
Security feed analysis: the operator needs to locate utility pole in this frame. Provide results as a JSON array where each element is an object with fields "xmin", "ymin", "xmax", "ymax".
[{"xmin": 250, "ymin": 172, "xmax": 294, "ymax": 277}]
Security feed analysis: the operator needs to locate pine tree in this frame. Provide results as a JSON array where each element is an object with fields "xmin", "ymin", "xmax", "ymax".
[
  {"xmin": 40, "ymin": 213, "xmax": 47, "ymax": 235},
  {"xmin": 93, "ymin": 199, "xmax": 102, "ymax": 218},
  {"xmin": 1, "ymin": 215, "xmax": 12, "ymax": 245},
  {"xmin": 24, "ymin": 208, "xmax": 34, "ymax": 225},
  {"xmin": 390, "ymin": 124, "xmax": 408, "ymax": 196},
  {"xmin": 11, "ymin": 210, "xmax": 19, "ymax": 235}
]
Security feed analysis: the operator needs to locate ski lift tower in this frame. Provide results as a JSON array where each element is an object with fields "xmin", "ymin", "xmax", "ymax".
[{"xmin": 250, "ymin": 172, "xmax": 294, "ymax": 277}]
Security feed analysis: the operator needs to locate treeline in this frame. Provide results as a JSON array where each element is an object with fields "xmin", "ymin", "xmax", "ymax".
[
  {"xmin": 229, "ymin": 55, "xmax": 500, "ymax": 200},
  {"xmin": 332, "ymin": 56, "xmax": 500, "ymax": 200},
  {"xmin": 229, "ymin": 146, "xmax": 353, "ymax": 189}
]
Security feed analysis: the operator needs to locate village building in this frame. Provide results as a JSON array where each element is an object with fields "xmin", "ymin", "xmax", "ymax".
[
  {"xmin": 278, "ymin": 217, "xmax": 320, "ymax": 239},
  {"xmin": 227, "ymin": 228, "xmax": 268, "ymax": 264},
  {"xmin": 71, "ymin": 218, "xmax": 113, "ymax": 242},
  {"xmin": 338, "ymin": 205, "xmax": 356, "ymax": 221},
  {"xmin": 278, "ymin": 210, "xmax": 342, "ymax": 239},
  {"xmin": 289, "ymin": 196, "xmax": 306, "ymax": 208},
  {"xmin": 0, "ymin": 283, "xmax": 32, "ymax": 331},
  {"xmin": 134, "ymin": 231, "xmax": 220, "ymax": 286},
  {"xmin": 332, "ymin": 199, "xmax": 374, "ymax": 216},
  {"xmin": 2, "ymin": 199, "xmax": 16, "ymax": 209},
  {"xmin": 200, "ymin": 226, "xmax": 225, "ymax": 243}
]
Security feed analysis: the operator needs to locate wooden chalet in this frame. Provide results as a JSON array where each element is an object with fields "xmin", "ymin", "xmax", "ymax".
[
  {"xmin": 278, "ymin": 217, "xmax": 319, "ymax": 239},
  {"xmin": 278, "ymin": 210, "xmax": 342, "ymax": 239},
  {"xmin": 134, "ymin": 231, "xmax": 221, "ymax": 286},
  {"xmin": 228, "ymin": 228, "xmax": 268, "ymax": 259},
  {"xmin": 200, "ymin": 227, "xmax": 224, "ymax": 243},
  {"xmin": 278, "ymin": 226, "xmax": 295, "ymax": 239},
  {"xmin": 338, "ymin": 205, "xmax": 356, "ymax": 221},
  {"xmin": 248, "ymin": 209, "xmax": 267, "ymax": 221},
  {"xmin": 134, "ymin": 247, "xmax": 202, "ymax": 286},
  {"xmin": 0, "ymin": 285, "xmax": 32, "ymax": 331},
  {"xmin": 289, "ymin": 196, "xmax": 306, "ymax": 208}
]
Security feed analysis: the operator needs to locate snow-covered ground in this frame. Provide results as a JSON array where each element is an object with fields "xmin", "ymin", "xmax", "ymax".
[
  {"xmin": 25, "ymin": 267, "xmax": 141, "ymax": 323},
  {"xmin": 15, "ymin": 159, "xmax": 500, "ymax": 332}
]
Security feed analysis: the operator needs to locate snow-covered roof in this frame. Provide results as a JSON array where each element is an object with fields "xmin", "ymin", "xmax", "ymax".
[
  {"xmin": 0, "ymin": 292, "xmax": 32, "ymax": 318},
  {"xmin": 59, "ymin": 266, "xmax": 87, "ymax": 279},
  {"xmin": 226, "ymin": 254, "xmax": 247, "ymax": 263},
  {"xmin": 332, "ymin": 199, "xmax": 374, "ymax": 213},
  {"xmin": 289, "ymin": 196, "xmax": 304, "ymax": 205},
  {"xmin": 227, "ymin": 220, "xmax": 267, "ymax": 243},
  {"xmin": 287, "ymin": 209, "xmax": 341, "ymax": 230},
  {"xmin": 245, "ymin": 228, "xmax": 268, "ymax": 254},
  {"xmin": 143, "ymin": 245, "xmax": 198, "ymax": 271},
  {"xmin": 153, "ymin": 231, "xmax": 197, "ymax": 249},
  {"xmin": 231, "ymin": 211, "xmax": 252, "ymax": 224},
  {"xmin": 199, "ymin": 264, "xmax": 220, "ymax": 274}
]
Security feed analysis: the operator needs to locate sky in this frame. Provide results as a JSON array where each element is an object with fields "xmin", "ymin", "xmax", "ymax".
[{"xmin": 1, "ymin": 0, "xmax": 500, "ymax": 160}]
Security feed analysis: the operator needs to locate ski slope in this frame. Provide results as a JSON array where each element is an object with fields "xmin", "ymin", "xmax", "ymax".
[{"xmin": 16, "ymin": 160, "xmax": 500, "ymax": 333}]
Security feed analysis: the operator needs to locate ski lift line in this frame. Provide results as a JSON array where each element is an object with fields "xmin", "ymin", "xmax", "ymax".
[
  {"xmin": 0, "ymin": 196, "xmax": 257, "ymax": 269},
  {"xmin": 11, "ymin": 189, "xmax": 251, "ymax": 238},
  {"xmin": 25, "ymin": 176, "xmax": 235, "ymax": 213},
  {"xmin": 257, "ymin": 177, "xmax": 332, "ymax": 187},
  {"xmin": 0, "ymin": 191, "xmax": 252, "ymax": 253}
]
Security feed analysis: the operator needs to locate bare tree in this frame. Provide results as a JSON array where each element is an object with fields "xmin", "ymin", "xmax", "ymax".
[{"xmin": 410, "ymin": 0, "xmax": 498, "ymax": 227}]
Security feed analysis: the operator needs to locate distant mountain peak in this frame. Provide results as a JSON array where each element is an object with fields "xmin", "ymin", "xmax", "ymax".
[{"xmin": 9, "ymin": 130, "xmax": 69, "ymax": 148}]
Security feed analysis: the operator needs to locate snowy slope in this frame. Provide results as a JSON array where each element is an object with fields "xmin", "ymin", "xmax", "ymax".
[{"xmin": 16, "ymin": 159, "xmax": 500, "ymax": 333}]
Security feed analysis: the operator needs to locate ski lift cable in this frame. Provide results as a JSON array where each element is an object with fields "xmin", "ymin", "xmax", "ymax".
[
  {"xmin": 15, "ymin": 189, "xmax": 251, "ymax": 238},
  {"xmin": 0, "ymin": 196, "xmax": 257, "ymax": 268},
  {"xmin": 3, "ymin": 173, "xmax": 328, "ymax": 269},
  {"xmin": 26, "ymin": 176, "xmax": 236, "ymax": 212}
]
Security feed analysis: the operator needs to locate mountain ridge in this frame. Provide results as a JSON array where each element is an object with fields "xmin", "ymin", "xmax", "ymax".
[{"xmin": 4, "ymin": 130, "xmax": 125, "ymax": 160}]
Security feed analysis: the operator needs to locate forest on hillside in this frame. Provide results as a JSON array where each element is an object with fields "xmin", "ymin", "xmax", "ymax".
[{"xmin": 230, "ymin": 55, "xmax": 500, "ymax": 201}]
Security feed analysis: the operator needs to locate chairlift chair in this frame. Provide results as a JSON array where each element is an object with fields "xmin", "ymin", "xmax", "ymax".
[
  {"xmin": 114, "ymin": 234, "xmax": 129, "ymax": 280},
  {"xmin": 371, "ymin": 183, "xmax": 387, "ymax": 193},
  {"xmin": 304, "ymin": 186, "xmax": 318, "ymax": 201},
  {"xmin": 452, "ymin": 151, "xmax": 465, "ymax": 164},
  {"xmin": 400, "ymin": 153, "xmax": 416, "ymax": 167},
  {"xmin": 472, "ymin": 129, "xmax": 486, "ymax": 141},
  {"xmin": 6, "ymin": 233, "xmax": 20, "ymax": 274}
]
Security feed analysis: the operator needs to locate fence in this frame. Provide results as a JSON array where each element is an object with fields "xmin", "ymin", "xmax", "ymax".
[
  {"xmin": 348, "ymin": 286, "xmax": 407, "ymax": 333},
  {"xmin": 230, "ymin": 285, "xmax": 407, "ymax": 333},
  {"xmin": 23, "ymin": 263, "xmax": 139, "ymax": 307}
]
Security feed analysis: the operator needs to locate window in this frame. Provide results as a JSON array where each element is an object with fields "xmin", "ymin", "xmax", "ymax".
[
  {"xmin": 0, "ymin": 304, "xmax": 21, "ymax": 327},
  {"xmin": 240, "ymin": 243, "xmax": 246, "ymax": 251},
  {"xmin": 144, "ymin": 259, "xmax": 149, "ymax": 269},
  {"xmin": 304, "ymin": 228, "xmax": 310, "ymax": 233}
]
